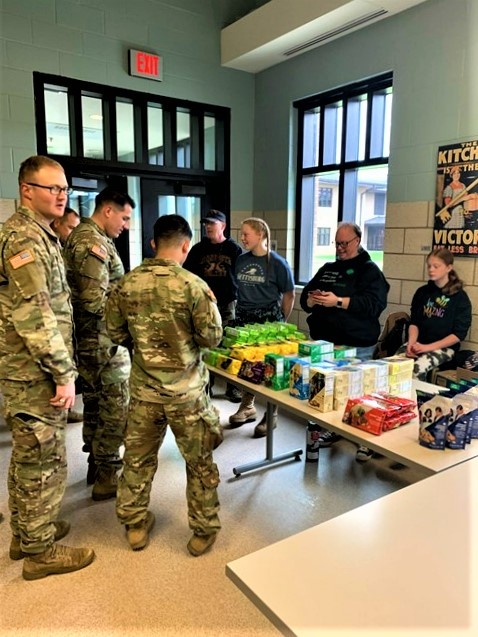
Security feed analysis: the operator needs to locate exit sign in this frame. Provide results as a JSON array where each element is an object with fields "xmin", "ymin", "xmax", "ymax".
[{"xmin": 129, "ymin": 49, "xmax": 163, "ymax": 81}]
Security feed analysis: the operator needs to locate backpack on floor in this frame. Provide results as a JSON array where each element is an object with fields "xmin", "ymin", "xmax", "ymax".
[{"xmin": 373, "ymin": 311, "xmax": 410, "ymax": 359}]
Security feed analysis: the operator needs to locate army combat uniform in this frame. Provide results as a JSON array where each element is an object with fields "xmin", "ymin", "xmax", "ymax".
[
  {"xmin": 63, "ymin": 218, "xmax": 130, "ymax": 488},
  {"xmin": 105, "ymin": 257, "xmax": 223, "ymax": 538},
  {"xmin": 0, "ymin": 205, "xmax": 77, "ymax": 554}
]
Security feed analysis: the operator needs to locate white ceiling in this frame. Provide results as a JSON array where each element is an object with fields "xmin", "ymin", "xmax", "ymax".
[{"xmin": 221, "ymin": 0, "xmax": 430, "ymax": 73}]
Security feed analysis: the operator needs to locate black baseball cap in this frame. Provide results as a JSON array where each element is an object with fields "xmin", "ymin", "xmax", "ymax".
[{"xmin": 201, "ymin": 209, "xmax": 226, "ymax": 223}]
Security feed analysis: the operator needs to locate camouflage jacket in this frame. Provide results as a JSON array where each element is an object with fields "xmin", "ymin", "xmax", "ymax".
[
  {"xmin": 63, "ymin": 217, "xmax": 130, "ymax": 383},
  {"xmin": 0, "ymin": 205, "xmax": 76, "ymax": 384},
  {"xmin": 105, "ymin": 257, "xmax": 223, "ymax": 403}
]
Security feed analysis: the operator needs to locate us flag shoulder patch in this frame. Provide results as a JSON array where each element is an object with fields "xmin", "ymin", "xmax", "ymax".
[
  {"xmin": 91, "ymin": 244, "xmax": 107, "ymax": 261},
  {"xmin": 9, "ymin": 250, "xmax": 35, "ymax": 269}
]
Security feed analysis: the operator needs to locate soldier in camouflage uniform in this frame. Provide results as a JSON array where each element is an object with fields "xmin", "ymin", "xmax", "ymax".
[
  {"xmin": 63, "ymin": 188, "xmax": 134, "ymax": 500},
  {"xmin": 106, "ymin": 214, "xmax": 223, "ymax": 556},
  {"xmin": 52, "ymin": 206, "xmax": 84, "ymax": 425},
  {"xmin": 0, "ymin": 155, "xmax": 94, "ymax": 580}
]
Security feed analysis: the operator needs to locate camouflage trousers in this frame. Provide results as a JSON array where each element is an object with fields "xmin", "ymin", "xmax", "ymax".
[
  {"xmin": 1, "ymin": 378, "xmax": 67, "ymax": 554},
  {"xmin": 116, "ymin": 393, "xmax": 222, "ymax": 536},
  {"xmin": 396, "ymin": 345, "xmax": 455, "ymax": 381},
  {"xmin": 82, "ymin": 377, "xmax": 129, "ymax": 470}
]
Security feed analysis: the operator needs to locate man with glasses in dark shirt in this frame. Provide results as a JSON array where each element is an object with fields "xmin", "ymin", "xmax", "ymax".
[{"xmin": 300, "ymin": 222, "xmax": 390, "ymax": 463}]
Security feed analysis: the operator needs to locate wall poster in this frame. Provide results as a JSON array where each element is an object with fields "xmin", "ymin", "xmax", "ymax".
[{"xmin": 434, "ymin": 139, "xmax": 478, "ymax": 256}]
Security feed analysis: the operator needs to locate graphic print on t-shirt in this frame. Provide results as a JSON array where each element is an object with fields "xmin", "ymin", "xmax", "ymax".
[
  {"xmin": 201, "ymin": 254, "xmax": 231, "ymax": 277},
  {"xmin": 423, "ymin": 295, "xmax": 449, "ymax": 319},
  {"xmin": 236, "ymin": 263, "xmax": 266, "ymax": 285}
]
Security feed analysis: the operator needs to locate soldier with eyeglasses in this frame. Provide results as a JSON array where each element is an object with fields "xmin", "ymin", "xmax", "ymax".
[
  {"xmin": 0, "ymin": 155, "xmax": 95, "ymax": 579},
  {"xmin": 300, "ymin": 222, "xmax": 390, "ymax": 462}
]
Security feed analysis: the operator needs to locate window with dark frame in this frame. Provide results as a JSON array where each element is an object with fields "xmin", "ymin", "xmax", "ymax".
[
  {"xmin": 316, "ymin": 227, "xmax": 331, "ymax": 246},
  {"xmin": 294, "ymin": 72, "xmax": 393, "ymax": 285},
  {"xmin": 318, "ymin": 187, "xmax": 332, "ymax": 207},
  {"xmin": 33, "ymin": 72, "xmax": 229, "ymax": 177}
]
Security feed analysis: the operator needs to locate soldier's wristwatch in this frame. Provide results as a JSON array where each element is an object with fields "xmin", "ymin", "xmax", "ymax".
[{"xmin": 337, "ymin": 297, "xmax": 343, "ymax": 308}]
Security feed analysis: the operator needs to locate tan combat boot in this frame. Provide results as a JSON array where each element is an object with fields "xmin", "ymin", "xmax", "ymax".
[
  {"xmin": 10, "ymin": 520, "xmax": 71, "ymax": 560},
  {"xmin": 125, "ymin": 511, "xmax": 156, "ymax": 551},
  {"xmin": 187, "ymin": 532, "xmax": 217, "ymax": 557},
  {"xmin": 253, "ymin": 408, "xmax": 278, "ymax": 438},
  {"xmin": 91, "ymin": 467, "xmax": 118, "ymax": 501},
  {"xmin": 22, "ymin": 544, "xmax": 95, "ymax": 580},
  {"xmin": 228, "ymin": 392, "xmax": 256, "ymax": 426}
]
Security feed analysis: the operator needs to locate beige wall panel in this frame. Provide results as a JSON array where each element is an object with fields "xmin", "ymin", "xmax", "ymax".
[
  {"xmin": 386, "ymin": 201, "xmax": 429, "ymax": 228},
  {"xmin": 383, "ymin": 228, "xmax": 405, "ymax": 253},
  {"xmin": 383, "ymin": 254, "xmax": 425, "ymax": 282}
]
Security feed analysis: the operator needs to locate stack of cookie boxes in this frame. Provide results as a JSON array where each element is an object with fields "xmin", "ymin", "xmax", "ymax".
[{"xmin": 417, "ymin": 378, "xmax": 478, "ymax": 450}]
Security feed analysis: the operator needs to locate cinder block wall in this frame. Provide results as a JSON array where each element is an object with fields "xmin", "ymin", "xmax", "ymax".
[{"xmin": 384, "ymin": 201, "xmax": 478, "ymax": 351}]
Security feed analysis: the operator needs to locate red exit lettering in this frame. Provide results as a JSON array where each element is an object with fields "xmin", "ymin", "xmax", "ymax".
[
  {"xmin": 136, "ymin": 52, "xmax": 159, "ymax": 77},
  {"xmin": 129, "ymin": 49, "xmax": 162, "ymax": 81}
]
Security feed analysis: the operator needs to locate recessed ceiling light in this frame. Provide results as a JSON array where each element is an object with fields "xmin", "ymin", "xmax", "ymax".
[{"xmin": 90, "ymin": 114, "xmax": 103, "ymax": 121}]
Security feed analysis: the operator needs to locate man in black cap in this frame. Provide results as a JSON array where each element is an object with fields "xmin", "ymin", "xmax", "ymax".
[{"xmin": 184, "ymin": 209, "xmax": 243, "ymax": 402}]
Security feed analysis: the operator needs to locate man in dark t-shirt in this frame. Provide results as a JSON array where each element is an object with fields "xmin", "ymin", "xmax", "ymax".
[{"xmin": 184, "ymin": 210, "xmax": 242, "ymax": 402}]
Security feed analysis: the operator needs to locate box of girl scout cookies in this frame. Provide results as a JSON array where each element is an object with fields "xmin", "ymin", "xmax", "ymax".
[
  {"xmin": 288, "ymin": 358, "xmax": 310, "ymax": 400},
  {"xmin": 264, "ymin": 353, "xmax": 287, "ymax": 390},
  {"xmin": 308, "ymin": 365, "xmax": 336, "ymax": 412}
]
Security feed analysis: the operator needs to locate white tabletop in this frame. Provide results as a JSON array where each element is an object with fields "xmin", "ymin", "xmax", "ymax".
[
  {"xmin": 210, "ymin": 366, "xmax": 478, "ymax": 475},
  {"xmin": 226, "ymin": 456, "xmax": 478, "ymax": 637}
]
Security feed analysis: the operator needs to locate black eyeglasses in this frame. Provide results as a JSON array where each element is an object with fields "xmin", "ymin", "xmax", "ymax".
[
  {"xmin": 26, "ymin": 183, "xmax": 73, "ymax": 196},
  {"xmin": 334, "ymin": 236, "xmax": 359, "ymax": 248}
]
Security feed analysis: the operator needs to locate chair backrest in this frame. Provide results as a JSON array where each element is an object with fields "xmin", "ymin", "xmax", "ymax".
[{"xmin": 373, "ymin": 311, "xmax": 411, "ymax": 359}]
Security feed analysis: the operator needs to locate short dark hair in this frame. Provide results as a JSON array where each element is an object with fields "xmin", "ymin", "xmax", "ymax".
[
  {"xmin": 95, "ymin": 187, "xmax": 135, "ymax": 210},
  {"xmin": 153, "ymin": 214, "xmax": 192, "ymax": 246}
]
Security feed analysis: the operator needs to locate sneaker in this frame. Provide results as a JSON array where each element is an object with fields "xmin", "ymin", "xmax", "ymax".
[
  {"xmin": 22, "ymin": 543, "xmax": 95, "ymax": 581},
  {"xmin": 318, "ymin": 430, "xmax": 341, "ymax": 447},
  {"xmin": 252, "ymin": 413, "xmax": 277, "ymax": 438},
  {"xmin": 187, "ymin": 532, "xmax": 217, "ymax": 557},
  {"xmin": 126, "ymin": 511, "xmax": 156, "ymax": 551},
  {"xmin": 225, "ymin": 385, "xmax": 242, "ymax": 403},
  {"xmin": 356, "ymin": 446, "xmax": 374, "ymax": 463},
  {"xmin": 10, "ymin": 520, "xmax": 71, "ymax": 560}
]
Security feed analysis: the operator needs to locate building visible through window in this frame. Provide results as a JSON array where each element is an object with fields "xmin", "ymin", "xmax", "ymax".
[{"xmin": 316, "ymin": 227, "xmax": 330, "ymax": 246}]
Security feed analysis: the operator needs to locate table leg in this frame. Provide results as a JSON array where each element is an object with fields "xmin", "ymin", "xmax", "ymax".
[{"xmin": 233, "ymin": 401, "xmax": 303, "ymax": 477}]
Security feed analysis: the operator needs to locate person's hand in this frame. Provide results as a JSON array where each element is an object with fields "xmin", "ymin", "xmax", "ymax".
[
  {"xmin": 308, "ymin": 290, "xmax": 335, "ymax": 308},
  {"xmin": 409, "ymin": 341, "xmax": 431, "ymax": 355},
  {"xmin": 49, "ymin": 381, "xmax": 76, "ymax": 410},
  {"xmin": 406, "ymin": 342, "xmax": 417, "ymax": 358}
]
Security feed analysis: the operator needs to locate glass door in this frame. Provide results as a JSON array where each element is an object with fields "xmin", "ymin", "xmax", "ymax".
[{"xmin": 140, "ymin": 179, "xmax": 205, "ymax": 258}]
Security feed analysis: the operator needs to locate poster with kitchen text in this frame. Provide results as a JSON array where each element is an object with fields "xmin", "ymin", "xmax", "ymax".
[{"xmin": 433, "ymin": 140, "xmax": 478, "ymax": 256}]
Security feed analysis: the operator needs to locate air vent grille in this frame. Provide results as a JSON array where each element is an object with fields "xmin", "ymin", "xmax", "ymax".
[{"xmin": 283, "ymin": 8, "xmax": 388, "ymax": 56}]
